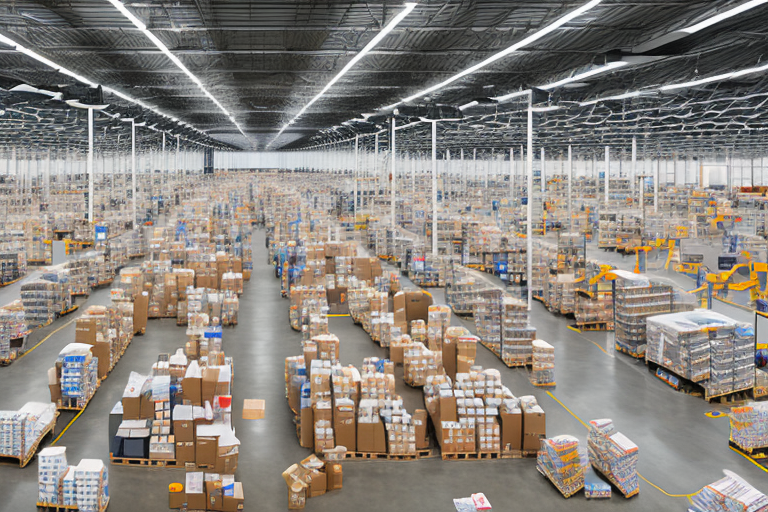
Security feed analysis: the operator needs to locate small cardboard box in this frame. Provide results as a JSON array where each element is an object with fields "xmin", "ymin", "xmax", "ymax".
[
  {"xmin": 173, "ymin": 419, "xmax": 194, "ymax": 443},
  {"xmin": 140, "ymin": 395, "xmax": 154, "ymax": 420},
  {"xmin": 222, "ymin": 482, "xmax": 244, "ymax": 511},
  {"xmin": 122, "ymin": 396, "xmax": 141, "ymax": 420},
  {"xmin": 357, "ymin": 421, "xmax": 386, "ymax": 454},
  {"xmin": 206, "ymin": 481, "xmax": 225, "ymax": 511},
  {"xmin": 326, "ymin": 462, "xmax": 343, "ymax": 491},
  {"xmin": 49, "ymin": 384, "xmax": 62, "ymax": 404},
  {"xmin": 169, "ymin": 487, "xmax": 186, "ymax": 509},
  {"xmin": 186, "ymin": 491, "xmax": 206, "ymax": 511},
  {"xmin": 333, "ymin": 404, "xmax": 356, "ymax": 452},
  {"xmin": 242, "ymin": 399, "xmax": 265, "ymax": 420},
  {"xmin": 201, "ymin": 367, "xmax": 220, "ymax": 405},
  {"xmin": 196, "ymin": 436, "xmax": 218, "ymax": 469}
]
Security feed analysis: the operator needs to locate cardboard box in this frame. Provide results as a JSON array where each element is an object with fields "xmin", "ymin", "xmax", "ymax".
[
  {"xmin": 500, "ymin": 410, "xmax": 522, "ymax": 451},
  {"xmin": 413, "ymin": 409, "xmax": 429, "ymax": 450},
  {"xmin": 357, "ymin": 421, "xmax": 386, "ymax": 454},
  {"xmin": 326, "ymin": 462, "xmax": 343, "ymax": 491},
  {"xmin": 242, "ymin": 399, "xmax": 265, "ymax": 420},
  {"xmin": 122, "ymin": 396, "xmax": 141, "ymax": 420},
  {"xmin": 174, "ymin": 419, "xmax": 194, "ymax": 443},
  {"xmin": 393, "ymin": 290, "xmax": 433, "ymax": 329},
  {"xmin": 196, "ymin": 436, "xmax": 218, "ymax": 469},
  {"xmin": 175, "ymin": 441, "xmax": 195, "ymax": 464},
  {"xmin": 186, "ymin": 491, "xmax": 206, "ymax": 511},
  {"xmin": 522, "ymin": 409, "xmax": 546, "ymax": 452},
  {"xmin": 439, "ymin": 395, "xmax": 457, "ymax": 423},
  {"xmin": 140, "ymin": 396, "xmax": 154, "ymax": 420},
  {"xmin": 333, "ymin": 404, "xmax": 356, "ymax": 452},
  {"xmin": 222, "ymin": 482, "xmax": 244, "ymax": 511},
  {"xmin": 183, "ymin": 377, "xmax": 202, "ymax": 406},
  {"xmin": 300, "ymin": 407, "xmax": 314, "ymax": 449},
  {"xmin": 90, "ymin": 341, "xmax": 111, "ymax": 380},
  {"xmin": 169, "ymin": 487, "xmax": 186, "ymax": 509},
  {"xmin": 206, "ymin": 481, "xmax": 225, "ymax": 511},
  {"xmin": 215, "ymin": 449, "xmax": 239, "ymax": 474},
  {"xmin": 49, "ymin": 384, "xmax": 62, "ymax": 404},
  {"xmin": 443, "ymin": 337, "xmax": 457, "ymax": 382},
  {"xmin": 306, "ymin": 469, "xmax": 327, "ymax": 498},
  {"xmin": 202, "ymin": 367, "xmax": 220, "ymax": 406},
  {"xmin": 75, "ymin": 319, "xmax": 100, "ymax": 344},
  {"xmin": 133, "ymin": 292, "xmax": 149, "ymax": 334}
]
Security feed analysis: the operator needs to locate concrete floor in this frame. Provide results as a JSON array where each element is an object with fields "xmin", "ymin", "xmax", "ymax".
[{"xmin": 1, "ymin": 230, "xmax": 767, "ymax": 511}]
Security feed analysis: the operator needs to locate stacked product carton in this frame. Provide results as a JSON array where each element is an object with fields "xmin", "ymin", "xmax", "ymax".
[
  {"xmin": 0, "ymin": 402, "xmax": 57, "ymax": 459},
  {"xmin": 38, "ymin": 446, "xmax": 68, "ymax": 505},
  {"xmin": 536, "ymin": 435, "xmax": 585, "ymax": 498},
  {"xmin": 690, "ymin": 471, "xmax": 768, "ymax": 512},
  {"xmin": 730, "ymin": 402, "xmax": 768, "ymax": 451},
  {"xmin": 587, "ymin": 419, "xmax": 639, "ymax": 497},
  {"xmin": 530, "ymin": 340, "xmax": 555, "ymax": 387},
  {"xmin": 168, "ymin": 471, "xmax": 245, "ymax": 511}
]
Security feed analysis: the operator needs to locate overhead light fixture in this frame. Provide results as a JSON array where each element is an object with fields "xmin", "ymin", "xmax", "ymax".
[
  {"xmin": 579, "ymin": 90, "xmax": 648, "ymax": 106},
  {"xmin": 267, "ymin": 2, "xmax": 417, "ymax": 148},
  {"xmin": 0, "ymin": 30, "xmax": 209, "ymax": 139},
  {"xmin": 459, "ymin": 101, "xmax": 479, "ymax": 111},
  {"xmin": 660, "ymin": 61, "xmax": 768, "ymax": 91},
  {"xmin": 633, "ymin": 0, "xmax": 768, "ymax": 53},
  {"xmin": 105, "ymin": 0, "xmax": 247, "ymax": 138},
  {"xmin": 540, "ymin": 61, "xmax": 628, "ymax": 90},
  {"xmin": 493, "ymin": 90, "xmax": 531, "ymax": 102},
  {"xmin": 382, "ymin": 0, "xmax": 602, "ymax": 110}
]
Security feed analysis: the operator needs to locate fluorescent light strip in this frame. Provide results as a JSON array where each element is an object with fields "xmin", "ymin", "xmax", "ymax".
[
  {"xmin": 384, "ymin": 0, "xmax": 602, "ymax": 109},
  {"xmin": 106, "ymin": 0, "xmax": 246, "ymax": 137},
  {"xmin": 267, "ymin": 2, "xmax": 417, "ymax": 148},
  {"xmin": 579, "ymin": 90, "xmax": 646, "ymax": 106},
  {"xmin": 683, "ymin": 0, "xmax": 768, "ymax": 34},
  {"xmin": 539, "ymin": 61, "xmax": 627, "ymax": 90},
  {"xmin": 0, "ymin": 32, "xmax": 207, "ymax": 137}
]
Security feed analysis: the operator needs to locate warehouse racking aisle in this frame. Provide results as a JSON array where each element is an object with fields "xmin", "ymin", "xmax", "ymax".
[{"xmin": 0, "ymin": 231, "xmax": 766, "ymax": 511}]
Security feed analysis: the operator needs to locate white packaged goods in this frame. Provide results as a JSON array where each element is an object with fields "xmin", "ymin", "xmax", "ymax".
[
  {"xmin": 38, "ymin": 446, "xmax": 68, "ymax": 504},
  {"xmin": 74, "ymin": 459, "xmax": 109, "ymax": 512},
  {"xmin": 690, "ymin": 470, "xmax": 768, "ymax": 512},
  {"xmin": 57, "ymin": 343, "xmax": 99, "ymax": 407},
  {"xmin": 646, "ymin": 310, "xmax": 755, "ymax": 396},
  {"xmin": 0, "ymin": 402, "xmax": 56, "ymax": 458},
  {"xmin": 587, "ymin": 419, "xmax": 639, "ymax": 497},
  {"xmin": 530, "ymin": 340, "xmax": 555, "ymax": 386},
  {"xmin": 62, "ymin": 467, "xmax": 77, "ymax": 506}
]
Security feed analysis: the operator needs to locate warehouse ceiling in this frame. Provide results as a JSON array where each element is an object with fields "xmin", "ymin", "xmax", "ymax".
[{"xmin": 0, "ymin": 0, "xmax": 767, "ymax": 155}]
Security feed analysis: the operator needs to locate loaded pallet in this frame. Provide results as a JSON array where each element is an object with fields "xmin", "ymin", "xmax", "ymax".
[
  {"xmin": 0, "ymin": 413, "xmax": 58, "ymax": 468},
  {"xmin": 37, "ymin": 497, "xmax": 109, "ymax": 512},
  {"xmin": 537, "ymin": 464, "xmax": 584, "ymax": 498},
  {"xmin": 728, "ymin": 440, "xmax": 768, "ymax": 468},
  {"xmin": 343, "ymin": 449, "xmax": 436, "ymax": 461},
  {"xmin": 57, "ymin": 380, "xmax": 101, "ymax": 411},
  {"xmin": 646, "ymin": 360, "xmax": 754, "ymax": 403},
  {"xmin": 109, "ymin": 455, "xmax": 185, "ymax": 468},
  {"xmin": 578, "ymin": 321, "xmax": 613, "ymax": 332},
  {"xmin": 441, "ymin": 451, "xmax": 501, "ymax": 461},
  {"xmin": 590, "ymin": 462, "xmax": 639, "ymax": 498}
]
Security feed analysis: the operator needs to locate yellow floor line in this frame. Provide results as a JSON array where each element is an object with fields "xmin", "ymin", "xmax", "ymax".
[
  {"xmin": 546, "ymin": 390, "xmax": 695, "ymax": 498},
  {"xmin": 327, "ymin": 314, "xmax": 351, "ymax": 318},
  {"xmin": 566, "ymin": 325, "xmax": 581, "ymax": 333},
  {"xmin": 51, "ymin": 408, "xmax": 85, "ymax": 446},
  {"xmin": 729, "ymin": 446, "xmax": 768, "ymax": 474},
  {"xmin": 17, "ymin": 318, "xmax": 76, "ymax": 360}
]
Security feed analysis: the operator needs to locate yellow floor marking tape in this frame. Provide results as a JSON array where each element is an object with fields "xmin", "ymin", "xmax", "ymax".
[
  {"xmin": 566, "ymin": 325, "xmax": 581, "ymax": 333},
  {"xmin": 327, "ymin": 314, "xmax": 351, "ymax": 318},
  {"xmin": 51, "ymin": 408, "xmax": 85, "ymax": 446},
  {"xmin": 729, "ymin": 446, "xmax": 768, "ymax": 474},
  {"xmin": 546, "ymin": 390, "xmax": 696, "ymax": 498},
  {"xmin": 18, "ymin": 318, "xmax": 76, "ymax": 360}
]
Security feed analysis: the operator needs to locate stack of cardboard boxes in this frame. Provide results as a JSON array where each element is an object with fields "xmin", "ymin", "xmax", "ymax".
[
  {"xmin": 283, "ymin": 454, "xmax": 343, "ymax": 510},
  {"xmin": 169, "ymin": 471, "xmax": 245, "ymax": 511}
]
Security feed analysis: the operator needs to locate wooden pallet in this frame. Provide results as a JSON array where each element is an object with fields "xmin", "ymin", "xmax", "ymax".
[
  {"xmin": 590, "ymin": 462, "xmax": 639, "ymax": 498},
  {"xmin": 59, "ymin": 305, "xmax": 79, "ymax": 317},
  {"xmin": 109, "ymin": 455, "xmax": 184, "ymax": 468},
  {"xmin": 37, "ymin": 496, "xmax": 109, "ymax": 512},
  {"xmin": 578, "ymin": 321, "xmax": 614, "ymax": 331},
  {"xmin": 646, "ymin": 360, "xmax": 753, "ymax": 402},
  {"xmin": 614, "ymin": 343, "xmax": 643, "ymax": 359},
  {"xmin": 729, "ymin": 440, "xmax": 768, "ymax": 466},
  {"xmin": 58, "ymin": 381, "xmax": 100, "ymax": 411},
  {"xmin": 530, "ymin": 380, "xmax": 556, "ymax": 388},
  {"xmin": 344, "ymin": 449, "xmax": 435, "ymax": 461},
  {"xmin": 441, "ymin": 451, "xmax": 501, "ymax": 461},
  {"xmin": 501, "ymin": 449, "xmax": 537, "ymax": 459},
  {"xmin": 0, "ymin": 414, "xmax": 58, "ymax": 468}
]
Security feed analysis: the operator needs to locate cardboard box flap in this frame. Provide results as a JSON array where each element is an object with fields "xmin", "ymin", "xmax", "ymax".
[{"xmin": 196, "ymin": 424, "xmax": 240, "ymax": 447}]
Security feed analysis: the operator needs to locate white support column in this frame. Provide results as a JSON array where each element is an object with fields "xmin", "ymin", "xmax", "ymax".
[
  {"xmin": 131, "ymin": 120, "xmax": 137, "ymax": 229},
  {"xmin": 354, "ymin": 134, "xmax": 359, "ymax": 222},
  {"xmin": 87, "ymin": 107, "xmax": 94, "ymax": 223},
  {"xmin": 509, "ymin": 148, "xmax": 514, "ymax": 202},
  {"xmin": 540, "ymin": 147, "xmax": 546, "ymax": 198},
  {"xmin": 445, "ymin": 148, "xmax": 450, "ymax": 201},
  {"xmin": 526, "ymin": 92, "xmax": 533, "ymax": 311},
  {"xmin": 459, "ymin": 148, "xmax": 464, "ymax": 198},
  {"xmin": 432, "ymin": 122, "xmax": 438, "ymax": 256},
  {"xmin": 390, "ymin": 118, "xmax": 396, "ymax": 227},
  {"xmin": 654, "ymin": 158, "xmax": 659, "ymax": 213},
  {"xmin": 45, "ymin": 148, "xmax": 51, "ymax": 203},
  {"xmin": 631, "ymin": 137, "xmax": 637, "ymax": 195},
  {"xmin": 604, "ymin": 145, "xmax": 610, "ymax": 204},
  {"xmin": 375, "ymin": 132, "xmax": 380, "ymax": 202},
  {"xmin": 568, "ymin": 144, "xmax": 573, "ymax": 233}
]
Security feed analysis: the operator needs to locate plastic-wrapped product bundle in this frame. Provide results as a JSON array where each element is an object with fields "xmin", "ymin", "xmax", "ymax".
[
  {"xmin": 62, "ymin": 467, "xmax": 77, "ymax": 506},
  {"xmin": 689, "ymin": 470, "xmax": 768, "ymax": 512},
  {"xmin": 587, "ymin": 419, "xmax": 639, "ymax": 497},
  {"xmin": 530, "ymin": 340, "xmax": 555, "ymax": 387},
  {"xmin": 38, "ymin": 447, "xmax": 68, "ymax": 504},
  {"xmin": 730, "ymin": 402, "xmax": 768, "ymax": 451},
  {"xmin": 74, "ymin": 459, "xmax": 109, "ymax": 512},
  {"xmin": 536, "ymin": 435, "xmax": 584, "ymax": 498}
]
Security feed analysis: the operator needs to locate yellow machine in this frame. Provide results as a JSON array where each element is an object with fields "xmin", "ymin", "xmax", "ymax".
[{"xmin": 690, "ymin": 261, "xmax": 768, "ymax": 307}]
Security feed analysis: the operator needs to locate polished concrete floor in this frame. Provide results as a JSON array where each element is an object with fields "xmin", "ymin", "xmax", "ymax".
[{"xmin": 1, "ymin": 230, "xmax": 767, "ymax": 511}]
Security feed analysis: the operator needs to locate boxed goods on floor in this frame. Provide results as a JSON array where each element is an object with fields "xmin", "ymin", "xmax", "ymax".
[
  {"xmin": 530, "ymin": 340, "xmax": 555, "ymax": 387},
  {"xmin": 690, "ymin": 471, "xmax": 768, "ymax": 512},
  {"xmin": 613, "ymin": 270, "xmax": 674, "ymax": 358},
  {"xmin": 646, "ymin": 310, "xmax": 755, "ymax": 398},
  {"xmin": 283, "ymin": 455, "xmax": 343, "ymax": 509},
  {"xmin": 169, "ymin": 471, "xmax": 245, "ymax": 511},
  {"xmin": 38, "ymin": 450, "xmax": 109, "ymax": 511},
  {"xmin": 536, "ymin": 435, "xmax": 584, "ymax": 498},
  {"xmin": 52, "ymin": 343, "xmax": 99, "ymax": 409},
  {"xmin": 587, "ymin": 419, "xmax": 639, "ymax": 497},
  {"xmin": 0, "ymin": 302, "xmax": 27, "ymax": 364},
  {"xmin": 730, "ymin": 402, "xmax": 768, "ymax": 451},
  {"xmin": 0, "ymin": 402, "xmax": 57, "ymax": 465}
]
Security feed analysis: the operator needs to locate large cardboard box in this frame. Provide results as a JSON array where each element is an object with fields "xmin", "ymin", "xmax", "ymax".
[
  {"xmin": 133, "ymin": 292, "xmax": 149, "ymax": 334},
  {"xmin": 75, "ymin": 318, "xmax": 101, "ymax": 344},
  {"xmin": 175, "ymin": 441, "xmax": 195, "ymax": 464},
  {"xmin": 201, "ymin": 367, "xmax": 220, "ymax": 406},
  {"xmin": 169, "ymin": 488, "xmax": 186, "ymax": 509},
  {"xmin": 333, "ymin": 403, "xmax": 356, "ymax": 452},
  {"xmin": 413, "ymin": 409, "xmax": 429, "ymax": 450},
  {"xmin": 140, "ymin": 396, "xmax": 154, "ymax": 419},
  {"xmin": 49, "ymin": 384, "xmax": 62, "ymax": 404},
  {"xmin": 442, "ymin": 337, "xmax": 457, "ymax": 382},
  {"xmin": 357, "ymin": 421, "xmax": 386, "ymax": 454},
  {"xmin": 393, "ymin": 290, "xmax": 433, "ymax": 329},
  {"xmin": 306, "ymin": 469, "xmax": 327, "ymax": 498},
  {"xmin": 122, "ymin": 396, "xmax": 141, "ymax": 420},
  {"xmin": 182, "ymin": 377, "xmax": 202, "ymax": 406},
  {"xmin": 439, "ymin": 395, "xmax": 457, "ymax": 423},
  {"xmin": 522, "ymin": 409, "xmax": 546, "ymax": 451},
  {"xmin": 186, "ymin": 491, "xmax": 206, "ymax": 511},
  {"xmin": 300, "ymin": 407, "xmax": 314, "ymax": 449},
  {"xmin": 214, "ymin": 449, "xmax": 239, "ymax": 474},
  {"xmin": 90, "ymin": 341, "xmax": 111, "ymax": 380},
  {"xmin": 174, "ymin": 420, "xmax": 194, "ymax": 443},
  {"xmin": 206, "ymin": 481, "xmax": 225, "ymax": 511},
  {"xmin": 500, "ymin": 410, "xmax": 523, "ymax": 451},
  {"xmin": 196, "ymin": 436, "xmax": 218, "ymax": 469}
]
